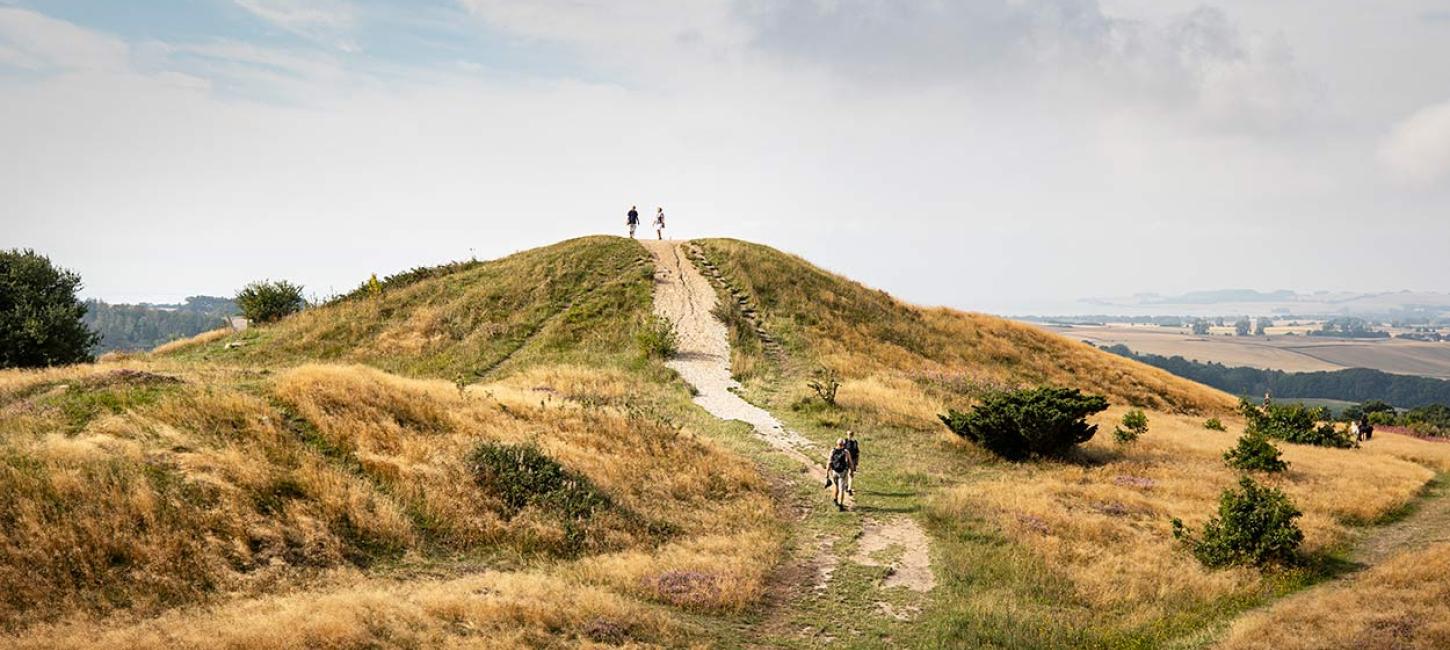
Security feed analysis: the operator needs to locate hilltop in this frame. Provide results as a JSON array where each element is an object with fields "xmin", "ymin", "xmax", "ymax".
[{"xmin": 3, "ymin": 236, "xmax": 1449, "ymax": 648}]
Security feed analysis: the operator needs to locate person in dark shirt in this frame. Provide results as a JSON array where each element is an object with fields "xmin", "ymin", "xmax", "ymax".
[
  {"xmin": 626, "ymin": 206, "xmax": 640, "ymax": 238},
  {"xmin": 827, "ymin": 439, "xmax": 852, "ymax": 511}
]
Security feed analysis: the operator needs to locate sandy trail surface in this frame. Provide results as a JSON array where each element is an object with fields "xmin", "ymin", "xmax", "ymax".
[
  {"xmin": 642, "ymin": 239, "xmax": 934, "ymax": 605},
  {"xmin": 642, "ymin": 239, "xmax": 819, "ymax": 472}
]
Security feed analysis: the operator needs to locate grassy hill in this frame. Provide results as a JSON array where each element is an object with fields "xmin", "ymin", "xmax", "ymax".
[{"xmin": 3, "ymin": 236, "xmax": 1449, "ymax": 648}]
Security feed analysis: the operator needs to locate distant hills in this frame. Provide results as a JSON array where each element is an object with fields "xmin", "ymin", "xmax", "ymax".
[
  {"xmin": 82, "ymin": 295, "xmax": 235, "ymax": 353},
  {"xmin": 1079, "ymin": 289, "xmax": 1450, "ymax": 320}
]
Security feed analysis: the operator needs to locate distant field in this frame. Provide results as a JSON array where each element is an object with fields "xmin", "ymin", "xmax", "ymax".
[{"xmin": 1041, "ymin": 323, "xmax": 1450, "ymax": 379}]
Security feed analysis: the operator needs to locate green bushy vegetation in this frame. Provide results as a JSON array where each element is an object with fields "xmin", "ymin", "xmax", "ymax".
[
  {"xmin": 1241, "ymin": 399, "xmax": 1356, "ymax": 448},
  {"xmin": 1223, "ymin": 433, "xmax": 1288, "ymax": 473},
  {"xmin": 1, "ymin": 248, "xmax": 99, "ymax": 368},
  {"xmin": 1204, "ymin": 417, "xmax": 1227, "ymax": 431},
  {"xmin": 235, "ymin": 280, "xmax": 306, "ymax": 324},
  {"xmin": 634, "ymin": 315, "xmax": 679, "ymax": 360},
  {"xmin": 1114, "ymin": 408, "xmax": 1148, "ymax": 444},
  {"xmin": 1173, "ymin": 476, "xmax": 1304, "ymax": 569},
  {"xmin": 939, "ymin": 386, "xmax": 1109, "ymax": 460}
]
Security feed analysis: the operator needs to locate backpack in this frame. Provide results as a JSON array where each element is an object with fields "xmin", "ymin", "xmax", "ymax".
[
  {"xmin": 830, "ymin": 448, "xmax": 850, "ymax": 472},
  {"xmin": 845, "ymin": 439, "xmax": 860, "ymax": 458}
]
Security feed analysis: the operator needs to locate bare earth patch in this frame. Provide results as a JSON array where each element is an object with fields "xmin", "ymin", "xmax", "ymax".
[{"xmin": 854, "ymin": 517, "xmax": 935, "ymax": 593}]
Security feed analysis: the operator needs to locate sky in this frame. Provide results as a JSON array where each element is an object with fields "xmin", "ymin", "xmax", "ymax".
[{"xmin": 3, "ymin": 0, "xmax": 1449, "ymax": 314}]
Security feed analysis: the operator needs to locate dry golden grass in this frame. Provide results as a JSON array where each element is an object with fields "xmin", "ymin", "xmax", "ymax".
[
  {"xmin": 930, "ymin": 408, "xmax": 1450, "ymax": 626},
  {"xmin": 149, "ymin": 328, "xmax": 230, "ymax": 355},
  {"xmin": 0, "ymin": 358, "xmax": 780, "ymax": 641},
  {"xmin": 1221, "ymin": 543, "xmax": 1450, "ymax": 650},
  {"xmin": 13, "ymin": 570, "xmax": 701, "ymax": 649}
]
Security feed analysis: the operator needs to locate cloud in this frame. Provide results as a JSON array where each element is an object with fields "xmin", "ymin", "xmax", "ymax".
[
  {"xmin": 234, "ymin": 0, "xmax": 357, "ymax": 51},
  {"xmin": 1378, "ymin": 99, "xmax": 1450, "ymax": 186},
  {"xmin": 0, "ymin": 7, "xmax": 130, "ymax": 72}
]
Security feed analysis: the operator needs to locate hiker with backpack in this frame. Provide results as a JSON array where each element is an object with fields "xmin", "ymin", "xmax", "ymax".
[
  {"xmin": 626, "ymin": 206, "xmax": 640, "ymax": 238},
  {"xmin": 844, "ymin": 430, "xmax": 860, "ymax": 496},
  {"xmin": 654, "ymin": 207, "xmax": 666, "ymax": 240},
  {"xmin": 826, "ymin": 438, "xmax": 852, "ymax": 511}
]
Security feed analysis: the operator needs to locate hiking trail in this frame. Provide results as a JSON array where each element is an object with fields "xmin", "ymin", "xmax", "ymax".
[{"xmin": 641, "ymin": 239, "xmax": 935, "ymax": 623}]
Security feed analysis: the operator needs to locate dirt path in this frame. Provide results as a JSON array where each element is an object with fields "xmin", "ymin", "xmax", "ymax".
[
  {"xmin": 643, "ymin": 239, "xmax": 820, "ymax": 474},
  {"xmin": 642, "ymin": 240, "xmax": 935, "ymax": 625}
]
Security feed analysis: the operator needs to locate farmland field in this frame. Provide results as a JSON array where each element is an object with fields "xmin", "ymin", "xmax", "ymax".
[{"xmin": 1039, "ymin": 323, "xmax": 1450, "ymax": 379}]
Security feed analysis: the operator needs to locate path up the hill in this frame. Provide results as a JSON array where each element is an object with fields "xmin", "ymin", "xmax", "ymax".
[{"xmin": 642, "ymin": 239, "xmax": 820, "ymax": 474}]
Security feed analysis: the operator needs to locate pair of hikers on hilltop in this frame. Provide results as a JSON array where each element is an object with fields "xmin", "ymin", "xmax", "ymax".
[
  {"xmin": 626, "ymin": 206, "xmax": 666, "ymax": 240},
  {"xmin": 825, "ymin": 431, "xmax": 860, "ymax": 512}
]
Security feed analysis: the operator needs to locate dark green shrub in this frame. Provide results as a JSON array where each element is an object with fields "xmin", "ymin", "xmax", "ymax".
[
  {"xmin": 634, "ymin": 315, "xmax": 678, "ymax": 359},
  {"xmin": 0, "ymin": 249, "xmax": 100, "ymax": 368},
  {"xmin": 1204, "ymin": 418, "xmax": 1226, "ymax": 431},
  {"xmin": 1172, "ymin": 476, "xmax": 1303, "ymax": 569},
  {"xmin": 940, "ymin": 386, "xmax": 1109, "ymax": 460},
  {"xmin": 468, "ymin": 442, "xmax": 611, "ymax": 519},
  {"xmin": 1114, "ymin": 408, "xmax": 1149, "ymax": 444},
  {"xmin": 1240, "ymin": 399, "xmax": 1355, "ymax": 448},
  {"xmin": 235, "ymin": 280, "xmax": 306, "ymax": 323},
  {"xmin": 1223, "ymin": 433, "xmax": 1288, "ymax": 473}
]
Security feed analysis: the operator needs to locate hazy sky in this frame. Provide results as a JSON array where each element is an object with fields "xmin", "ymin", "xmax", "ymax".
[{"xmin": 3, "ymin": 1, "xmax": 1449, "ymax": 314}]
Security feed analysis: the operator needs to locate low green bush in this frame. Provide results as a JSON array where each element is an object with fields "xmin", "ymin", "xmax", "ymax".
[
  {"xmin": 235, "ymin": 280, "xmax": 305, "ymax": 323},
  {"xmin": 1204, "ymin": 417, "xmax": 1226, "ymax": 431},
  {"xmin": 940, "ymin": 386, "xmax": 1109, "ymax": 460},
  {"xmin": 1223, "ymin": 433, "xmax": 1288, "ymax": 473},
  {"xmin": 1240, "ymin": 399, "xmax": 1355, "ymax": 448},
  {"xmin": 1173, "ymin": 476, "xmax": 1303, "ymax": 569},
  {"xmin": 634, "ymin": 315, "xmax": 678, "ymax": 359},
  {"xmin": 1114, "ymin": 408, "xmax": 1148, "ymax": 444}
]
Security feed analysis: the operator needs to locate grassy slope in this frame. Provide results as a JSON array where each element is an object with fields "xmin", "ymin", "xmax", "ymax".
[
  {"xmin": 691, "ymin": 238, "xmax": 1450, "ymax": 648},
  {"xmin": 0, "ymin": 236, "xmax": 786, "ymax": 647}
]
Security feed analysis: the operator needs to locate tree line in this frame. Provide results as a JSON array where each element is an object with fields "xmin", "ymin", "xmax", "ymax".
[{"xmin": 1101, "ymin": 344, "xmax": 1450, "ymax": 409}]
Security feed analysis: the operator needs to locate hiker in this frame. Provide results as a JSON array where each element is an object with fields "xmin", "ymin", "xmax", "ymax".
[
  {"xmin": 844, "ymin": 430, "xmax": 860, "ymax": 496},
  {"xmin": 654, "ymin": 207, "xmax": 666, "ymax": 240},
  {"xmin": 1350, "ymin": 420, "xmax": 1362, "ymax": 441},
  {"xmin": 1359, "ymin": 415, "xmax": 1374, "ymax": 441},
  {"xmin": 826, "ymin": 438, "xmax": 852, "ymax": 511},
  {"xmin": 626, "ymin": 206, "xmax": 639, "ymax": 238}
]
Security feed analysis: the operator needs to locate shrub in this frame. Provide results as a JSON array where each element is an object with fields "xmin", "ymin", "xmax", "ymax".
[
  {"xmin": 0, "ymin": 249, "xmax": 100, "ymax": 368},
  {"xmin": 468, "ymin": 442, "xmax": 626, "ymax": 555},
  {"xmin": 807, "ymin": 368, "xmax": 841, "ymax": 406},
  {"xmin": 235, "ymin": 280, "xmax": 306, "ymax": 323},
  {"xmin": 634, "ymin": 315, "xmax": 678, "ymax": 359},
  {"xmin": 1172, "ymin": 476, "xmax": 1303, "ymax": 569},
  {"xmin": 1240, "ymin": 399, "xmax": 1356, "ymax": 448},
  {"xmin": 1114, "ymin": 408, "xmax": 1148, "ymax": 445},
  {"xmin": 939, "ymin": 386, "xmax": 1109, "ymax": 460},
  {"xmin": 1223, "ymin": 433, "xmax": 1288, "ymax": 473},
  {"xmin": 1204, "ymin": 417, "xmax": 1226, "ymax": 431}
]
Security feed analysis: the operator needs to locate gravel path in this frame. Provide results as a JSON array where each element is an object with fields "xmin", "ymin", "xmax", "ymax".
[{"xmin": 642, "ymin": 240, "xmax": 820, "ymax": 473}]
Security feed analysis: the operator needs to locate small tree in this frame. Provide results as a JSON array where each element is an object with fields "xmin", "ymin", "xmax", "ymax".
[
  {"xmin": 1241, "ymin": 398, "xmax": 1355, "ymax": 448},
  {"xmin": 366, "ymin": 273, "xmax": 383, "ymax": 299},
  {"xmin": 0, "ymin": 249, "xmax": 100, "ymax": 368},
  {"xmin": 1204, "ymin": 418, "xmax": 1227, "ymax": 431},
  {"xmin": 235, "ymin": 280, "xmax": 306, "ymax": 323},
  {"xmin": 1114, "ymin": 408, "xmax": 1149, "ymax": 445},
  {"xmin": 1235, "ymin": 318, "xmax": 1252, "ymax": 337},
  {"xmin": 1224, "ymin": 433, "xmax": 1288, "ymax": 473},
  {"xmin": 940, "ymin": 386, "xmax": 1109, "ymax": 460},
  {"xmin": 1255, "ymin": 318, "xmax": 1270, "ymax": 336},
  {"xmin": 1191, "ymin": 320, "xmax": 1211, "ymax": 336},
  {"xmin": 808, "ymin": 368, "xmax": 841, "ymax": 406},
  {"xmin": 1172, "ymin": 476, "xmax": 1303, "ymax": 569}
]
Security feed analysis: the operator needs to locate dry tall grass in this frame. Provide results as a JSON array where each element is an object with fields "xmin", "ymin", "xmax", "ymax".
[
  {"xmin": 0, "ymin": 359, "xmax": 780, "ymax": 642},
  {"xmin": 931, "ymin": 408, "xmax": 1450, "ymax": 626},
  {"xmin": 1221, "ymin": 543, "xmax": 1450, "ymax": 649}
]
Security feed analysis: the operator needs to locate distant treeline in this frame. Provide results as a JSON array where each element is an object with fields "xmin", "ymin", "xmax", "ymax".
[
  {"xmin": 83, "ymin": 296, "xmax": 235, "ymax": 353},
  {"xmin": 1102, "ymin": 344, "xmax": 1450, "ymax": 409}
]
